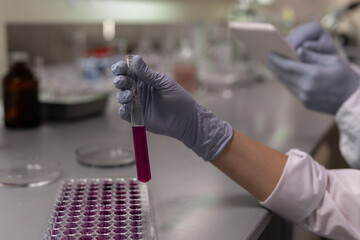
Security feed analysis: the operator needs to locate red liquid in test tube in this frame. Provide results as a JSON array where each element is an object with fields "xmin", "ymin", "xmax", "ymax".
[{"xmin": 132, "ymin": 126, "xmax": 151, "ymax": 183}]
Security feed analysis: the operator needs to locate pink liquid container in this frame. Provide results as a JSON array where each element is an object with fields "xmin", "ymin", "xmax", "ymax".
[{"xmin": 125, "ymin": 55, "xmax": 151, "ymax": 183}]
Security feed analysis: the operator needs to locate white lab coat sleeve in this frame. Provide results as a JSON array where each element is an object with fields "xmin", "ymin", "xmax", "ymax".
[
  {"xmin": 336, "ymin": 85, "xmax": 360, "ymax": 169},
  {"xmin": 261, "ymin": 149, "xmax": 360, "ymax": 240}
]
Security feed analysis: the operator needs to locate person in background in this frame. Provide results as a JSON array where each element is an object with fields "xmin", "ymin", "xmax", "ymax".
[
  {"xmin": 111, "ymin": 22, "xmax": 360, "ymax": 240},
  {"xmin": 268, "ymin": 22, "xmax": 360, "ymax": 169}
]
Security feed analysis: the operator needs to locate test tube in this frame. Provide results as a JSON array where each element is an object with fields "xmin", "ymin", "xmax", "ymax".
[{"xmin": 125, "ymin": 55, "xmax": 151, "ymax": 183}]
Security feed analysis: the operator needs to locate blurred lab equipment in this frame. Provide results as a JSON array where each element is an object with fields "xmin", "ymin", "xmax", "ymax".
[
  {"xmin": 198, "ymin": 22, "xmax": 251, "ymax": 99},
  {"xmin": 321, "ymin": 1, "xmax": 360, "ymax": 62},
  {"xmin": 76, "ymin": 143, "xmax": 135, "ymax": 167},
  {"xmin": 39, "ymin": 62, "xmax": 111, "ymax": 122},
  {"xmin": 0, "ymin": 155, "xmax": 62, "ymax": 187},
  {"xmin": 126, "ymin": 55, "xmax": 151, "ymax": 183},
  {"xmin": 2, "ymin": 52, "xmax": 41, "ymax": 128},
  {"xmin": 174, "ymin": 39, "xmax": 198, "ymax": 93}
]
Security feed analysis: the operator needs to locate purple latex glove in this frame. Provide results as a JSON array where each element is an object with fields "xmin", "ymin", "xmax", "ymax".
[
  {"xmin": 111, "ymin": 55, "xmax": 233, "ymax": 162},
  {"xmin": 268, "ymin": 48, "xmax": 360, "ymax": 114},
  {"xmin": 286, "ymin": 22, "xmax": 338, "ymax": 55}
]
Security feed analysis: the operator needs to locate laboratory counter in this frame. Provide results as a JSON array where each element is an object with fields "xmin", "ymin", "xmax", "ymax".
[{"xmin": 0, "ymin": 78, "xmax": 333, "ymax": 240}]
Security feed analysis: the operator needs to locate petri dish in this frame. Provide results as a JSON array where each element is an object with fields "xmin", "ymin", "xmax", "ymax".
[
  {"xmin": 76, "ymin": 144, "xmax": 135, "ymax": 167},
  {"xmin": 0, "ymin": 156, "xmax": 62, "ymax": 187}
]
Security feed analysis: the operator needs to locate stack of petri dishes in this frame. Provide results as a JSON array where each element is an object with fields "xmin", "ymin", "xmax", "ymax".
[{"xmin": 43, "ymin": 178, "xmax": 156, "ymax": 240}]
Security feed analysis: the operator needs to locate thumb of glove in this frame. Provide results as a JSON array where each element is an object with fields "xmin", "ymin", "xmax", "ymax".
[
  {"xmin": 132, "ymin": 55, "xmax": 168, "ymax": 89},
  {"xmin": 298, "ymin": 48, "xmax": 336, "ymax": 66}
]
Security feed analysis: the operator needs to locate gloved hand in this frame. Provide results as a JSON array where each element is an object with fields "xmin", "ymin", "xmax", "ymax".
[
  {"xmin": 286, "ymin": 22, "xmax": 338, "ymax": 55},
  {"xmin": 268, "ymin": 48, "xmax": 360, "ymax": 114},
  {"xmin": 111, "ymin": 55, "xmax": 233, "ymax": 161}
]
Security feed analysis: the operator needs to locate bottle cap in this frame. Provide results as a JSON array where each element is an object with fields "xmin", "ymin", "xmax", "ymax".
[{"xmin": 10, "ymin": 51, "xmax": 29, "ymax": 64}]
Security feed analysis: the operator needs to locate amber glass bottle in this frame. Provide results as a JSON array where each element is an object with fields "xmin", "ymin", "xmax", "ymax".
[{"xmin": 3, "ymin": 52, "xmax": 41, "ymax": 128}]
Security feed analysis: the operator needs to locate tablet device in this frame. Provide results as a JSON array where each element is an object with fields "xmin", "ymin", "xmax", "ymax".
[{"xmin": 229, "ymin": 22, "xmax": 299, "ymax": 66}]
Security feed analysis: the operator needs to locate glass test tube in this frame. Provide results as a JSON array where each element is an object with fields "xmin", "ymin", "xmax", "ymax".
[{"xmin": 125, "ymin": 55, "xmax": 151, "ymax": 183}]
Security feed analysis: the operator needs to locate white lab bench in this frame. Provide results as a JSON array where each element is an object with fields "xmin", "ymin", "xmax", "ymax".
[{"xmin": 0, "ymin": 78, "xmax": 333, "ymax": 239}]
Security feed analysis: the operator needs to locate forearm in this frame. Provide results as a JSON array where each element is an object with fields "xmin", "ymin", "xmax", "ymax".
[{"xmin": 211, "ymin": 130, "xmax": 287, "ymax": 201}]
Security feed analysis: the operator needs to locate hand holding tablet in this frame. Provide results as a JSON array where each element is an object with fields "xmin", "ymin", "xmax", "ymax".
[{"xmin": 229, "ymin": 22, "xmax": 299, "ymax": 66}]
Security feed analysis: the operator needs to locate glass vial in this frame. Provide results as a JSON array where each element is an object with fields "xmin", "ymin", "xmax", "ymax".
[{"xmin": 2, "ymin": 52, "xmax": 41, "ymax": 128}]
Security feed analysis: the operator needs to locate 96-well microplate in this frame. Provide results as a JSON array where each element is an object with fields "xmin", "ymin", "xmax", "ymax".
[{"xmin": 43, "ymin": 178, "xmax": 156, "ymax": 240}]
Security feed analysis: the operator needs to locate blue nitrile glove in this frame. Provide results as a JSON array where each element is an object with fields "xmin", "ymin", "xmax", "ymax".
[
  {"xmin": 111, "ymin": 55, "xmax": 233, "ymax": 161},
  {"xmin": 286, "ymin": 22, "xmax": 338, "ymax": 55},
  {"xmin": 268, "ymin": 48, "xmax": 360, "ymax": 114}
]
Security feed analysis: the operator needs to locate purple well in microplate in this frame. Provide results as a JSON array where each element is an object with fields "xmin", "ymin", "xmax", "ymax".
[
  {"xmin": 80, "ymin": 228, "xmax": 94, "ymax": 235},
  {"xmin": 115, "ymin": 205, "xmax": 126, "ymax": 210},
  {"xmin": 54, "ymin": 223, "xmax": 62, "ymax": 229},
  {"xmin": 86, "ymin": 201, "xmax": 97, "ymax": 206},
  {"xmin": 130, "ymin": 233, "xmax": 143, "ymax": 239},
  {"xmin": 130, "ymin": 210, "xmax": 142, "ymax": 215},
  {"xmin": 131, "ymin": 227, "xmax": 143, "ymax": 233},
  {"xmin": 116, "ymin": 191, "xmax": 126, "ymax": 195},
  {"xmin": 129, "ymin": 200, "xmax": 140, "ymax": 205},
  {"xmin": 61, "ymin": 236, "xmax": 76, "ymax": 240},
  {"xmin": 101, "ymin": 196, "xmax": 112, "ymax": 201},
  {"xmin": 101, "ymin": 201, "xmax": 111, "ymax": 205},
  {"xmin": 55, "ymin": 217, "xmax": 64, "ymax": 223},
  {"xmin": 114, "ymin": 221, "xmax": 127, "ymax": 227},
  {"xmin": 70, "ymin": 206, "xmax": 81, "ymax": 211},
  {"xmin": 102, "ymin": 187, "xmax": 112, "ymax": 191},
  {"xmin": 81, "ymin": 222, "xmax": 94, "ymax": 228},
  {"xmin": 129, "ymin": 205, "xmax": 141, "ymax": 210},
  {"xmin": 97, "ymin": 222, "xmax": 111, "ymax": 228},
  {"xmin": 129, "ymin": 195, "xmax": 140, "ymax": 199},
  {"xmin": 100, "ymin": 205, "xmax": 112, "ymax": 211},
  {"xmin": 74, "ymin": 196, "xmax": 83, "ymax": 201},
  {"xmin": 79, "ymin": 236, "xmax": 92, "ymax": 240},
  {"xmin": 71, "ymin": 201, "xmax": 82, "ymax": 206},
  {"xmin": 114, "ymin": 234, "xmax": 128, "ymax": 240},
  {"xmin": 96, "ymin": 235, "xmax": 111, "ymax": 240},
  {"xmin": 83, "ymin": 211, "xmax": 96, "ymax": 216},
  {"xmin": 129, "ymin": 186, "xmax": 139, "ymax": 190},
  {"xmin": 115, "ymin": 195, "xmax": 126, "ymax": 200},
  {"xmin": 57, "ymin": 201, "xmax": 67, "ymax": 206},
  {"xmin": 68, "ymin": 211, "xmax": 81, "ymax": 217},
  {"xmin": 99, "ymin": 211, "xmax": 111, "ymax": 216},
  {"xmin": 114, "ymin": 210, "xmax": 127, "ymax": 216},
  {"xmin": 97, "ymin": 228, "xmax": 111, "ymax": 234},
  {"xmin": 51, "ymin": 229, "xmax": 60, "ymax": 236},
  {"xmin": 56, "ymin": 212, "xmax": 66, "ymax": 217},
  {"xmin": 99, "ymin": 216, "xmax": 112, "ymax": 222},
  {"xmin": 130, "ymin": 221, "xmax": 142, "ymax": 227},
  {"xmin": 130, "ymin": 191, "xmax": 139, "ymax": 195},
  {"xmin": 116, "ymin": 187, "xmax": 126, "ymax": 191},
  {"xmin": 62, "ymin": 229, "xmax": 76, "ymax": 235},
  {"xmin": 74, "ymin": 192, "xmax": 85, "ymax": 197},
  {"xmin": 82, "ymin": 216, "xmax": 95, "ymax": 222},
  {"xmin": 87, "ymin": 196, "xmax": 97, "ymax": 201},
  {"xmin": 114, "ymin": 216, "xmax": 127, "ymax": 221},
  {"xmin": 130, "ymin": 216, "xmax": 142, "ymax": 221},
  {"xmin": 113, "ymin": 228, "xmax": 127, "ymax": 234},
  {"xmin": 65, "ymin": 223, "xmax": 77, "ymax": 229},
  {"xmin": 102, "ymin": 192, "xmax": 112, "ymax": 196},
  {"xmin": 115, "ymin": 200, "xmax": 126, "ymax": 205},
  {"xmin": 88, "ymin": 192, "xmax": 98, "ymax": 196},
  {"xmin": 66, "ymin": 217, "xmax": 80, "ymax": 223},
  {"xmin": 85, "ymin": 206, "xmax": 97, "ymax": 211}
]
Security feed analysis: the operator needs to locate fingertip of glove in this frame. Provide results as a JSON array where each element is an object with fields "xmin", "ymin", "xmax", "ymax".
[
  {"xmin": 118, "ymin": 105, "xmax": 131, "ymax": 122},
  {"xmin": 111, "ymin": 61, "xmax": 127, "ymax": 75},
  {"xmin": 113, "ymin": 75, "xmax": 127, "ymax": 89}
]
